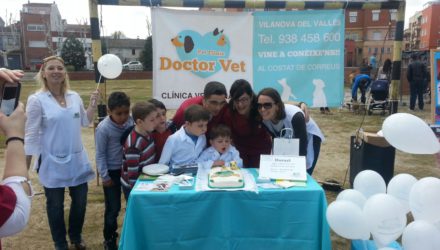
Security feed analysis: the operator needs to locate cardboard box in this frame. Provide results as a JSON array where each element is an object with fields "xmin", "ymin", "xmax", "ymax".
[{"xmin": 356, "ymin": 130, "xmax": 392, "ymax": 148}]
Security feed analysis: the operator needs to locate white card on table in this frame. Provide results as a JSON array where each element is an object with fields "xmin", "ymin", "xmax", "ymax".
[{"xmin": 259, "ymin": 155, "xmax": 307, "ymax": 181}]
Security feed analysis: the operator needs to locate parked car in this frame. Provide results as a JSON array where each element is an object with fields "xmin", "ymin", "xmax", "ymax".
[{"xmin": 123, "ymin": 61, "xmax": 143, "ymax": 71}]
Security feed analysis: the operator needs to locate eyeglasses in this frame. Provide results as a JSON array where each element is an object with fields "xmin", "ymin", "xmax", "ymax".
[
  {"xmin": 257, "ymin": 102, "xmax": 274, "ymax": 110},
  {"xmin": 234, "ymin": 96, "xmax": 250, "ymax": 104}
]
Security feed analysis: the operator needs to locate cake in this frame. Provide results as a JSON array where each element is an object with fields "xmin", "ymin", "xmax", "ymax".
[{"xmin": 208, "ymin": 162, "xmax": 244, "ymax": 188}]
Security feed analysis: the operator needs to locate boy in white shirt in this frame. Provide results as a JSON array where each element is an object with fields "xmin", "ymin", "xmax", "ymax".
[
  {"xmin": 198, "ymin": 124, "xmax": 243, "ymax": 168},
  {"xmin": 159, "ymin": 105, "xmax": 210, "ymax": 167}
]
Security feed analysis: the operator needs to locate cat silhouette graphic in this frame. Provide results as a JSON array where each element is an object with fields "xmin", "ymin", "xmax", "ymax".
[{"xmin": 277, "ymin": 78, "xmax": 297, "ymax": 102}]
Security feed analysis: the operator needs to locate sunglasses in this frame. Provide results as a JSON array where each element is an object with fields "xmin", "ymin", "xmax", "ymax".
[{"xmin": 257, "ymin": 102, "xmax": 274, "ymax": 110}]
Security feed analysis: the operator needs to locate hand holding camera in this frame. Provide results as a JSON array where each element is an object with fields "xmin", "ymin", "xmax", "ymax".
[{"xmin": 0, "ymin": 68, "xmax": 23, "ymax": 116}]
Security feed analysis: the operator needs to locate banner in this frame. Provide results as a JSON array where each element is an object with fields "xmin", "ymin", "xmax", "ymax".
[{"xmin": 152, "ymin": 8, "xmax": 344, "ymax": 108}]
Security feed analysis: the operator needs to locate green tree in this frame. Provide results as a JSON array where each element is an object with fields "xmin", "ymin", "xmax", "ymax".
[
  {"xmin": 140, "ymin": 36, "xmax": 152, "ymax": 71},
  {"xmin": 61, "ymin": 36, "xmax": 86, "ymax": 71}
]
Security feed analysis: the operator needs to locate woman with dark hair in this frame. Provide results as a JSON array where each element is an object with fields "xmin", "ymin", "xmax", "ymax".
[
  {"xmin": 256, "ymin": 88, "xmax": 308, "ymax": 160},
  {"xmin": 378, "ymin": 58, "xmax": 392, "ymax": 80},
  {"xmin": 257, "ymin": 88, "xmax": 325, "ymax": 175},
  {"xmin": 222, "ymin": 79, "xmax": 272, "ymax": 168}
]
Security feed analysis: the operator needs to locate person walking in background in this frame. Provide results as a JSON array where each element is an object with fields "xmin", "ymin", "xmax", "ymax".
[
  {"xmin": 378, "ymin": 58, "xmax": 392, "ymax": 81},
  {"xmin": 24, "ymin": 56, "xmax": 99, "ymax": 250},
  {"xmin": 95, "ymin": 92, "xmax": 133, "ymax": 250},
  {"xmin": 0, "ymin": 68, "xmax": 32, "ymax": 247},
  {"xmin": 222, "ymin": 79, "xmax": 272, "ymax": 168},
  {"xmin": 407, "ymin": 54, "xmax": 428, "ymax": 111},
  {"xmin": 369, "ymin": 53, "xmax": 377, "ymax": 71}
]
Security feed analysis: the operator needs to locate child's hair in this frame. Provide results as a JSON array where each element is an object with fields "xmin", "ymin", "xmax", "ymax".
[
  {"xmin": 184, "ymin": 105, "xmax": 210, "ymax": 123},
  {"xmin": 132, "ymin": 101, "xmax": 156, "ymax": 121},
  {"xmin": 108, "ymin": 91, "xmax": 130, "ymax": 111},
  {"xmin": 148, "ymin": 98, "xmax": 166, "ymax": 111},
  {"xmin": 210, "ymin": 124, "xmax": 231, "ymax": 140}
]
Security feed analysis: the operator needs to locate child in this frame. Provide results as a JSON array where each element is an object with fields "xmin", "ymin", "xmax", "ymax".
[
  {"xmin": 121, "ymin": 102, "xmax": 158, "ymax": 195},
  {"xmin": 159, "ymin": 105, "xmax": 210, "ymax": 167},
  {"xmin": 148, "ymin": 99, "xmax": 177, "ymax": 162},
  {"xmin": 198, "ymin": 124, "xmax": 243, "ymax": 168},
  {"xmin": 95, "ymin": 91, "xmax": 133, "ymax": 250}
]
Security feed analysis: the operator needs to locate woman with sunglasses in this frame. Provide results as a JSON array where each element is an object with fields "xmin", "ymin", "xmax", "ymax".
[
  {"xmin": 256, "ymin": 88, "xmax": 308, "ymax": 162},
  {"xmin": 257, "ymin": 88, "xmax": 325, "ymax": 175},
  {"xmin": 223, "ymin": 79, "xmax": 272, "ymax": 168}
]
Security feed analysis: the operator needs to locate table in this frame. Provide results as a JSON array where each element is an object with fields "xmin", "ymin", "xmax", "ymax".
[{"xmin": 119, "ymin": 169, "xmax": 331, "ymax": 250}]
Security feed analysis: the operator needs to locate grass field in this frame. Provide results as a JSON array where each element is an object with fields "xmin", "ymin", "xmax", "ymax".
[{"xmin": 2, "ymin": 79, "xmax": 439, "ymax": 249}]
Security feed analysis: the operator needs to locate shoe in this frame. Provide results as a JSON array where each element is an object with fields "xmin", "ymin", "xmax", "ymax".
[
  {"xmin": 72, "ymin": 240, "xmax": 86, "ymax": 250},
  {"xmin": 104, "ymin": 238, "xmax": 117, "ymax": 250}
]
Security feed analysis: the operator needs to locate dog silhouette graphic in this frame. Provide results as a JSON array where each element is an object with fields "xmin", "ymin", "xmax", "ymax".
[{"xmin": 312, "ymin": 79, "xmax": 327, "ymax": 107}]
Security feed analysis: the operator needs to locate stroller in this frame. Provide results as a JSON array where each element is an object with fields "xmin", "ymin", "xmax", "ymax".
[{"xmin": 367, "ymin": 79, "xmax": 390, "ymax": 115}]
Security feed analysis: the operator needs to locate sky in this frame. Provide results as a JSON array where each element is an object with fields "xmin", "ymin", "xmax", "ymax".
[{"xmin": 1, "ymin": 0, "xmax": 435, "ymax": 39}]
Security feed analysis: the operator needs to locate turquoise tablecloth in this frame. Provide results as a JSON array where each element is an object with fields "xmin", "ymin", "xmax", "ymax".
[{"xmin": 119, "ymin": 169, "xmax": 331, "ymax": 250}]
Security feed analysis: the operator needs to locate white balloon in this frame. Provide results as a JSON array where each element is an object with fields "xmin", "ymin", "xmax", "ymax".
[
  {"xmin": 336, "ymin": 189, "xmax": 367, "ymax": 209},
  {"xmin": 387, "ymin": 173, "xmax": 418, "ymax": 214},
  {"xmin": 409, "ymin": 177, "xmax": 440, "ymax": 221},
  {"xmin": 354, "ymin": 170, "xmax": 386, "ymax": 198},
  {"xmin": 326, "ymin": 200, "xmax": 370, "ymax": 240},
  {"xmin": 402, "ymin": 220, "xmax": 440, "ymax": 250},
  {"xmin": 382, "ymin": 113, "xmax": 440, "ymax": 154},
  {"xmin": 363, "ymin": 194, "xmax": 407, "ymax": 248},
  {"xmin": 97, "ymin": 54, "xmax": 122, "ymax": 79}
]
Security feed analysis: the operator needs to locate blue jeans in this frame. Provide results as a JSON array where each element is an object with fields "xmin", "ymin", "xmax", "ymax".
[
  {"xmin": 103, "ymin": 170, "xmax": 125, "ymax": 241},
  {"xmin": 44, "ymin": 183, "xmax": 88, "ymax": 249}
]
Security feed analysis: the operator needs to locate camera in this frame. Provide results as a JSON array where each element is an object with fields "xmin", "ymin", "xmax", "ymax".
[{"xmin": 0, "ymin": 82, "xmax": 21, "ymax": 116}]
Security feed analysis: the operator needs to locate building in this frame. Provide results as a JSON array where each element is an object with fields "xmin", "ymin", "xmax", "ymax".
[
  {"xmin": 19, "ymin": 2, "xmax": 92, "ymax": 70},
  {"xmin": 345, "ymin": 8, "xmax": 397, "ymax": 68},
  {"xmin": 103, "ymin": 38, "xmax": 146, "ymax": 64},
  {"xmin": 0, "ymin": 17, "xmax": 22, "ymax": 69},
  {"xmin": 404, "ymin": 11, "xmax": 422, "ymax": 51},
  {"xmin": 419, "ymin": 1, "xmax": 440, "ymax": 50}
]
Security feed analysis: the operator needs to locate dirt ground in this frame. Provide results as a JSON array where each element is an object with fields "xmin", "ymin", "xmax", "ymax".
[{"xmin": 2, "ymin": 95, "xmax": 439, "ymax": 250}]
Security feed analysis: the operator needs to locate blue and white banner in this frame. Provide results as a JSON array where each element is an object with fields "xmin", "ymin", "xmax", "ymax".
[{"xmin": 152, "ymin": 8, "xmax": 344, "ymax": 108}]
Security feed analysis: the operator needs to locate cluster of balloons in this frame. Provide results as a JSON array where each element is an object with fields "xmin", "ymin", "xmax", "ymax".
[
  {"xmin": 326, "ymin": 170, "xmax": 440, "ymax": 250},
  {"xmin": 97, "ymin": 54, "xmax": 122, "ymax": 79}
]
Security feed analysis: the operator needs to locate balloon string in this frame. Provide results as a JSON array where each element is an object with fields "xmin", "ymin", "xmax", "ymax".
[{"xmin": 92, "ymin": 74, "xmax": 103, "ymax": 107}]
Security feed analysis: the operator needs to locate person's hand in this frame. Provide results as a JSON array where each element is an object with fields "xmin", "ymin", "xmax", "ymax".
[
  {"xmin": 213, "ymin": 160, "xmax": 225, "ymax": 167},
  {"xmin": 102, "ymin": 179, "xmax": 114, "ymax": 187},
  {"xmin": 298, "ymin": 102, "xmax": 310, "ymax": 123},
  {"xmin": 0, "ymin": 102, "xmax": 26, "ymax": 138},
  {"xmin": 90, "ymin": 89, "xmax": 100, "ymax": 108},
  {"xmin": 0, "ymin": 68, "xmax": 24, "ymax": 84}
]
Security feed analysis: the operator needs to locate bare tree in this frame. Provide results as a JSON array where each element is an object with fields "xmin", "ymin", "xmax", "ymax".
[
  {"xmin": 111, "ymin": 31, "xmax": 126, "ymax": 39},
  {"xmin": 146, "ymin": 10, "xmax": 152, "ymax": 37},
  {"xmin": 0, "ymin": 11, "xmax": 20, "ymax": 68}
]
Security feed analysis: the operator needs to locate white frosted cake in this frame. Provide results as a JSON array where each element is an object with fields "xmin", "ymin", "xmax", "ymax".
[{"xmin": 208, "ymin": 163, "xmax": 244, "ymax": 188}]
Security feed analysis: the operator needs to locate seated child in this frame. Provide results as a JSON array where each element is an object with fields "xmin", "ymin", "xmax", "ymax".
[
  {"xmin": 159, "ymin": 105, "xmax": 210, "ymax": 167},
  {"xmin": 198, "ymin": 124, "xmax": 243, "ymax": 168},
  {"xmin": 148, "ymin": 99, "xmax": 177, "ymax": 162},
  {"xmin": 121, "ymin": 102, "xmax": 158, "ymax": 195}
]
